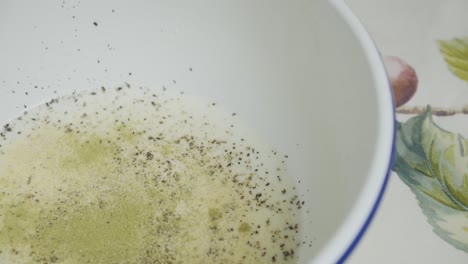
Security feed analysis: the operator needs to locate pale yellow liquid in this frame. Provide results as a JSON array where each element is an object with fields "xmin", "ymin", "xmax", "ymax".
[{"xmin": 0, "ymin": 86, "xmax": 303, "ymax": 263}]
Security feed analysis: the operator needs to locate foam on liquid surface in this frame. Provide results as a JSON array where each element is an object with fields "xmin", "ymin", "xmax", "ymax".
[{"xmin": 0, "ymin": 86, "xmax": 303, "ymax": 263}]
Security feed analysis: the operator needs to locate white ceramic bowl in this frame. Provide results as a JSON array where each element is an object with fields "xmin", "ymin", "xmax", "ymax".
[{"xmin": 0, "ymin": 0, "xmax": 394, "ymax": 263}]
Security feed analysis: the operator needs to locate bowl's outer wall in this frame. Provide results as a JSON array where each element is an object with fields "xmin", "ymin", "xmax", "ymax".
[{"xmin": 0, "ymin": 0, "xmax": 392, "ymax": 263}]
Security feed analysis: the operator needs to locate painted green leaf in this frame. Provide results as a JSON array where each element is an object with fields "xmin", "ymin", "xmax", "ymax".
[
  {"xmin": 438, "ymin": 37, "xmax": 468, "ymax": 81},
  {"xmin": 393, "ymin": 106, "xmax": 468, "ymax": 211}
]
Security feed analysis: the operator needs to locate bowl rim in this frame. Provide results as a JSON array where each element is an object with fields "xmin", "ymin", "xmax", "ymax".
[{"xmin": 312, "ymin": 1, "xmax": 396, "ymax": 263}]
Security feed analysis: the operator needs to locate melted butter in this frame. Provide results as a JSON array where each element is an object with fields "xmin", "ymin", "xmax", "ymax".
[{"xmin": 0, "ymin": 86, "xmax": 303, "ymax": 263}]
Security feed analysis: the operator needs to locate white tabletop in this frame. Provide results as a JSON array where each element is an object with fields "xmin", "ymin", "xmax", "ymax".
[{"xmin": 346, "ymin": 0, "xmax": 468, "ymax": 263}]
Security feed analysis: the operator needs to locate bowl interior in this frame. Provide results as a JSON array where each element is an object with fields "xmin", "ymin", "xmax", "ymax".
[{"xmin": 0, "ymin": 0, "xmax": 386, "ymax": 262}]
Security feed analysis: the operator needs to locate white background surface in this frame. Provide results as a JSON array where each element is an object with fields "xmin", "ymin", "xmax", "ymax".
[{"xmin": 346, "ymin": 0, "xmax": 468, "ymax": 263}]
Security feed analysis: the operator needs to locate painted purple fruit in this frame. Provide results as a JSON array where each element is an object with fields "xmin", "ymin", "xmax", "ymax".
[{"xmin": 384, "ymin": 56, "xmax": 418, "ymax": 107}]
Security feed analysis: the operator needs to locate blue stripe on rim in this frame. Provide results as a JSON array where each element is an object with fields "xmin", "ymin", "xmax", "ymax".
[
  {"xmin": 329, "ymin": 1, "xmax": 398, "ymax": 262},
  {"xmin": 337, "ymin": 120, "xmax": 396, "ymax": 263},
  {"xmin": 316, "ymin": 0, "xmax": 397, "ymax": 264}
]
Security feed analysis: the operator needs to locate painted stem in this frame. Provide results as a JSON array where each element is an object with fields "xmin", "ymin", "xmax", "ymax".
[{"xmin": 397, "ymin": 105, "xmax": 468, "ymax": 116}]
